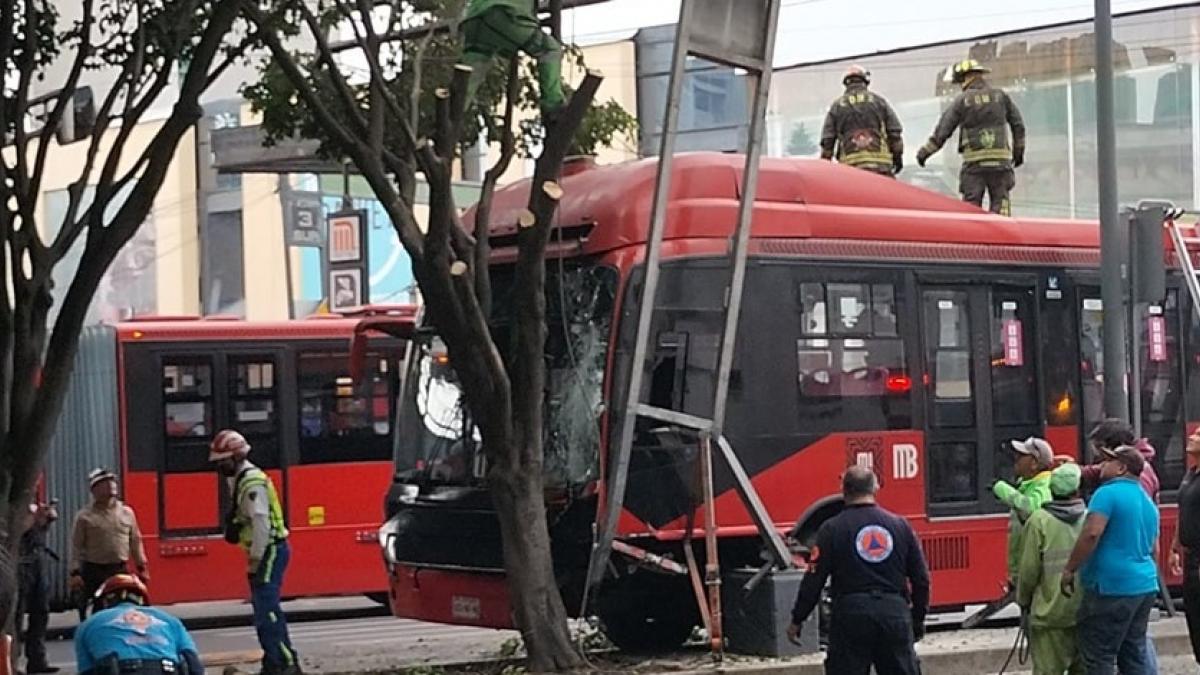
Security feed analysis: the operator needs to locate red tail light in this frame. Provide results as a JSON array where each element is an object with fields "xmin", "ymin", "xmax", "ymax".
[{"xmin": 886, "ymin": 374, "xmax": 912, "ymax": 394}]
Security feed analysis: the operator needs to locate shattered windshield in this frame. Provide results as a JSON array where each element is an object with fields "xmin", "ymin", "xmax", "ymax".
[{"xmin": 394, "ymin": 264, "xmax": 617, "ymax": 489}]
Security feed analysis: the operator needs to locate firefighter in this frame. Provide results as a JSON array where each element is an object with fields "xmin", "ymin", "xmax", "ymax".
[
  {"xmin": 788, "ymin": 466, "xmax": 930, "ymax": 675},
  {"xmin": 819, "ymin": 64, "xmax": 904, "ymax": 177},
  {"xmin": 916, "ymin": 59, "xmax": 1026, "ymax": 215},
  {"xmin": 210, "ymin": 430, "xmax": 301, "ymax": 675},
  {"xmin": 460, "ymin": 0, "xmax": 565, "ymax": 121},
  {"xmin": 74, "ymin": 574, "xmax": 202, "ymax": 675}
]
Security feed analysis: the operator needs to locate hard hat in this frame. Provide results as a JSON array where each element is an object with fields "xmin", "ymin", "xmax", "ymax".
[
  {"xmin": 951, "ymin": 59, "xmax": 990, "ymax": 83},
  {"xmin": 843, "ymin": 64, "xmax": 871, "ymax": 85},
  {"xmin": 209, "ymin": 429, "xmax": 251, "ymax": 462},
  {"xmin": 88, "ymin": 467, "xmax": 117, "ymax": 488},
  {"xmin": 95, "ymin": 574, "xmax": 149, "ymax": 610}
]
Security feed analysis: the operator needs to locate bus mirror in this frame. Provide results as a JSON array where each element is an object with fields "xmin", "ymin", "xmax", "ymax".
[{"xmin": 1131, "ymin": 205, "xmax": 1166, "ymax": 304}]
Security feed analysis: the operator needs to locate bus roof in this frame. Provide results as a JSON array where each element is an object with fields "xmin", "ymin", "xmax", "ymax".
[
  {"xmin": 473, "ymin": 152, "xmax": 1103, "ymax": 262},
  {"xmin": 115, "ymin": 305, "xmax": 418, "ymax": 343}
]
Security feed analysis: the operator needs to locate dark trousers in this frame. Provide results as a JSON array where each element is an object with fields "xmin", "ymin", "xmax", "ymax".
[
  {"xmin": 959, "ymin": 165, "xmax": 1015, "ymax": 215},
  {"xmin": 18, "ymin": 560, "xmax": 49, "ymax": 666},
  {"xmin": 1183, "ymin": 552, "xmax": 1200, "ymax": 664},
  {"xmin": 79, "ymin": 561, "xmax": 127, "ymax": 619},
  {"xmin": 250, "ymin": 541, "xmax": 298, "ymax": 671},
  {"xmin": 825, "ymin": 592, "xmax": 920, "ymax": 675},
  {"xmin": 1077, "ymin": 590, "xmax": 1156, "ymax": 675}
]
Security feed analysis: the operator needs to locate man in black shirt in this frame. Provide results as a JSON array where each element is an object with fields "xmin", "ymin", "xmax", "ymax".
[
  {"xmin": 788, "ymin": 466, "xmax": 930, "ymax": 674},
  {"xmin": 1170, "ymin": 428, "xmax": 1200, "ymax": 664}
]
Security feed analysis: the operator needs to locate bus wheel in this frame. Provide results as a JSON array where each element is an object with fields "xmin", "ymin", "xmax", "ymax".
[
  {"xmin": 597, "ymin": 576, "xmax": 696, "ymax": 653},
  {"xmin": 365, "ymin": 592, "xmax": 390, "ymax": 607}
]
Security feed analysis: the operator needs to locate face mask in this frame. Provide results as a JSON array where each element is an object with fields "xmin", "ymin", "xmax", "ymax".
[{"xmin": 218, "ymin": 462, "xmax": 238, "ymax": 477}]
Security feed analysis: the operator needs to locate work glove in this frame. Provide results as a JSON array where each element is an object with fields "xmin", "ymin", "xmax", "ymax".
[
  {"xmin": 892, "ymin": 155, "xmax": 903, "ymax": 175},
  {"xmin": 916, "ymin": 147, "xmax": 930, "ymax": 167},
  {"xmin": 1013, "ymin": 147, "xmax": 1025, "ymax": 168},
  {"xmin": 912, "ymin": 614, "xmax": 926, "ymax": 642}
]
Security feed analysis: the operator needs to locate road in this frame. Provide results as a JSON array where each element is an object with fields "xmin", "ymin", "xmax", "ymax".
[{"xmin": 41, "ymin": 611, "xmax": 520, "ymax": 673}]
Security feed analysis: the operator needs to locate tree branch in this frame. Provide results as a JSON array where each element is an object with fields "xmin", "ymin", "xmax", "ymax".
[
  {"xmin": 30, "ymin": 0, "xmax": 95, "ymax": 198},
  {"xmin": 473, "ymin": 60, "xmax": 521, "ymax": 316},
  {"xmin": 295, "ymin": 0, "xmax": 371, "ymax": 137}
]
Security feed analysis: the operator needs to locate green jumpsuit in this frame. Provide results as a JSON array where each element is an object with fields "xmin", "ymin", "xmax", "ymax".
[
  {"xmin": 461, "ymin": 0, "xmax": 565, "ymax": 113},
  {"xmin": 1017, "ymin": 499, "xmax": 1086, "ymax": 675}
]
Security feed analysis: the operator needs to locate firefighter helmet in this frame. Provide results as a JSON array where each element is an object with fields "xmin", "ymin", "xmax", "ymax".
[
  {"xmin": 95, "ymin": 574, "xmax": 149, "ymax": 610},
  {"xmin": 951, "ymin": 59, "xmax": 990, "ymax": 83},
  {"xmin": 209, "ymin": 429, "xmax": 251, "ymax": 462},
  {"xmin": 843, "ymin": 64, "xmax": 871, "ymax": 85}
]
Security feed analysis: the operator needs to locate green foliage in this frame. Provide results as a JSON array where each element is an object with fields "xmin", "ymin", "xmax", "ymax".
[
  {"xmin": 787, "ymin": 122, "xmax": 818, "ymax": 156},
  {"xmin": 242, "ymin": 0, "xmax": 636, "ymax": 166}
]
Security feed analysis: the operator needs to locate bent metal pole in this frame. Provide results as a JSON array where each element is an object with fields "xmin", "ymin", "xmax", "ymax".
[{"xmin": 1095, "ymin": 0, "xmax": 1130, "ymax": 421}]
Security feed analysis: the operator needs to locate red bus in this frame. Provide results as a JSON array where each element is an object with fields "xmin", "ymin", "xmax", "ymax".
[
  {"xmin": 373, "ymin": 152, "xmax": 1192, "ymax": 650},
  {"xmin": 47, "ymin": 312, "xmax": 412, "ymax": 607}
]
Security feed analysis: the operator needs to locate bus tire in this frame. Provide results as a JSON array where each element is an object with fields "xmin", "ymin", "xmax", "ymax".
[{"xmin": 597, "ymin": 575, "xmax": 696, "ymax": 653}]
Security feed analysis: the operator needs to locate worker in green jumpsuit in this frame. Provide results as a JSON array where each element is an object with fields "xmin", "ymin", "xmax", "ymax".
[
  {"xmin": 460, "ymin": 0, "xmax": 565, "ymax": 118},
  {"xmin": 1017, "ymin": 462, "xmax": 1085, "ymax": 675}
]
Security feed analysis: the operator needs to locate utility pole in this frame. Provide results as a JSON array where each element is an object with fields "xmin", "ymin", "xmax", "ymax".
[{"xmin": 1095, "ymin": 0, "xmax": 1129, "ymax": 421}]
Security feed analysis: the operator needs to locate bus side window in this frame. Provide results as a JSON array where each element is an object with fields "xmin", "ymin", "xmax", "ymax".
[
  {"xmin": 229, "ymin": 357, "xmax": 280, "ymax": 470},
  {"xmin": 163, "ymin": 362, "xmax": 213, "ymax": 439},
  {"xmin": 298, "ymin": 351, "xmax": 394, "ymax": 464},
  {"xmin": 649, "ymin": 332, "xmax": 688, "ymax": 411}
]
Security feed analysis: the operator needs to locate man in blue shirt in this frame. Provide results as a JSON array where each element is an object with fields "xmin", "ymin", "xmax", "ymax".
[
  {"xmin": 75, "ymin": 574, "xmax": 202, "ymax": 675},
  {"xmin": 1061, "ymin": 445, "xmax": 1159, "ymax": 675}
]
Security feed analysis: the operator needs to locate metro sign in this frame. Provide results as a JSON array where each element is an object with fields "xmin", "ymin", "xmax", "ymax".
[{"xmin": 329, "ymin": 211, "xmax": 364, "ymax": 263}]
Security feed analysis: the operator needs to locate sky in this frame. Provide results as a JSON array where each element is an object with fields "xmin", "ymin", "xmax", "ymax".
[{"xmin": 561, "ymin": 0, "xmax": 1185, "ymax": 66}]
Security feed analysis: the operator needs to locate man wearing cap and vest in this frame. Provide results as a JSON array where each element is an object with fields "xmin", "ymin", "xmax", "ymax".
[
  {"xmin": 210, "ymin": 429, "xmax": 300, "ymax": 675},
  {"xmin": 1017, "ymin": 462, "xmax": 1086, "ymax": 675},
  {"xmin": 460, "ymin": 0, "xmax": 564, "ymax": 122},
  {"xmin": 820, "ymin": 65, "xmax": 904, "ymax": 177},
  {"xmin": 916, "ymin": 59, "xmax": 1026, "ymax": 215},
  {"xmin": 75, "ymin": 574, "xmax": 201, "ymax": 675},
  {"xmin": 995, "ymin": 437, "xmax": 1055, "ymax": 585},
  {"xmin": 69, "ymin": 469, "xmax": 148, "ymax": 619}
]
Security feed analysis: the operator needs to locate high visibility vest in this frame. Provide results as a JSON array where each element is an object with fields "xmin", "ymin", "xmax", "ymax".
[{"xmin": 234, "ymin": 468, "xmax": 288, "ymax": 551}]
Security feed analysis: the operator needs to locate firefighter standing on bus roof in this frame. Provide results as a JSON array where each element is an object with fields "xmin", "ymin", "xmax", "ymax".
[
  {"xmin": 69, "ymin": 469, "xmax": 149, "ymax": 620},
  {"xmin": 460, "ymin": 0, "xmax": 565, "ymax": 122},
  {"xmin": 788, "ymin": 466, "xmax": 930, "ymax": 675},
  {"xmin": 210, "ymin": 430, "xmax": 301, "ymax": 675},
  {"xmin": 75, "ymin": 574, "xmax": 202, "ymax": 675},
  {"xmin": 916, "ymin": 59, "xmax": 1026, "ymax": 215},
  {"xmin": 820, "ymin": 65, "xmax": 904, "ymax": 177}
]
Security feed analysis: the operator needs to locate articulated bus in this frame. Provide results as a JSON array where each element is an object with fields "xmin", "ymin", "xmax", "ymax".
[
  {"xmin": 372, "ymin": 152, "xmax": 1195, "ymax": 650},
  {"xmin": 47, "ymin": 312, "xmax": 412, "ymax": 607}
]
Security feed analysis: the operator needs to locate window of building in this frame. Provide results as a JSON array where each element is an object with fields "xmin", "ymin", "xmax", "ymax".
[{"xmin": 298, "ymin": 352, "xmax": 393, "ymax": 464}]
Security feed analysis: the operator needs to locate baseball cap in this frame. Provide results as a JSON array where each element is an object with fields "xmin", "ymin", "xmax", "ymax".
[
  {"xmin": 1098, "ymin": 444, "xmax": 1146, "ymax": 476},
  {"xmin": 1010, "ymin": 437, "xmax": 1053, "ymax": 469},
  {"xmin": 88, "ymin": 467, "xmax": 117, "ymax": 488},
  {"xmin": 1049, "ymin": 462, "xmax": 1082, "ymax": 498}
]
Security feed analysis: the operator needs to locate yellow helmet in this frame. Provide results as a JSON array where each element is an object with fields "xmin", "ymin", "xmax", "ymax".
[{"xmin": 951, "ymin": 59, "xmax": 990, "ymax": 83}]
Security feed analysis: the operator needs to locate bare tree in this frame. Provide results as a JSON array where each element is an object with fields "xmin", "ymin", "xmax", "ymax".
[
  {"xmin": 0, "ymin": 0, "xmax": 245, "ymax": 636},
  {"xmin": 239, "ymin": 0, "xmax": 630, "ymax": 669}
]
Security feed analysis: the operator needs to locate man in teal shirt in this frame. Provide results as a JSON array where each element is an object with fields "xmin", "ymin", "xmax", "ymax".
[
  {"xmin": 460, "ymin": 0, "xmax": 565, "ymax": 119},
  {"xmin": 1061, "ymin": 445, "xmax": 1159, "ymax": 674}
]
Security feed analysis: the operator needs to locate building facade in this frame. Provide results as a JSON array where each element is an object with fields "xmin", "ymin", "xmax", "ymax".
[{"xmin": 769, "ymin": 3, "xmax": 1200, "ymax": 220}]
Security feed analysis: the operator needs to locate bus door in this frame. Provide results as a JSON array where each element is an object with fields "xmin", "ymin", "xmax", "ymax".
[
  {"xmin": 160, "ymin": 350, "xmax": 286, "ymax": 537},
  {"xmin": 919, "ymin": 283, "xmax": 1041, "ymax": 515}
]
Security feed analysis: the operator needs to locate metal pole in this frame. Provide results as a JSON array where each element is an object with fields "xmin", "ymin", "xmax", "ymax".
[
  {"xmin": 1128, "ymin": 213, "xmax": 1142, "ymax": 437},
  {"xmin": 699, "ymin": 433, "xmax": 722, "ymax": 660},
  {"xmin": 279, "ymin": 175, "xmax": 296, "ymax": 320},
  {"xmin": 1095, "ymin": 0, "xmax": 1130, "ymax": 421},
  {"xmin": 585, "ymin": 0, "xmax": 695, "ymax": 589}
]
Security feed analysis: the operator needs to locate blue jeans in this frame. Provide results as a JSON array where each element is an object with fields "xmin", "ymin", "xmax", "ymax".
[
  {"xmin": 250, "ymin": 541, "xmax": 298, "ymax": 670},
  {"xmin": 1077, "ymin": 590, "xmax": 1156, "ymax": 675}
]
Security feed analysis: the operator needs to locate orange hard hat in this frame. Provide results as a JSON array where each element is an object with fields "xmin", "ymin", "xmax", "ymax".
[
  {"xmin": 209, "ymin": 429, "xmax": 251, "ymax": 462},
  {"xmin": 95, "ymin": 574, "xmax": 149, "ymax": 609}
]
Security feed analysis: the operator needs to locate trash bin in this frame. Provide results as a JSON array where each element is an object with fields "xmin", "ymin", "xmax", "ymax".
[{"xmin": 722, "ymin": 567, "xmax": 818, "ymax": 657}]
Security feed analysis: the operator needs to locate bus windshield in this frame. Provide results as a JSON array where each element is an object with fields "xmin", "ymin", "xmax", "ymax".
[{"xmin": 394, "ymin": 264, "xmax": 617, "ymax": 489}]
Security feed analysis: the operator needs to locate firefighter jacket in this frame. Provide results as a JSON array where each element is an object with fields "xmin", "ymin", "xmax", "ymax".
[
  {"xmin": 820, "ymin": 83, "xmax": 903, "ymax": 172},
  {"xmin": 921, "ymin": 78, "xmax": 1025, "ymax": 169},
  {"xmin": 1016, "ymin": 499, "xmax": 1085, "ymax": 628},
  {"xmin": 229, "ymin": 462, "xmax": 288, "ymax": 570},
  {"xmin": 993, "ymin": 470, "xmax": 1053, "ymax": 580}
]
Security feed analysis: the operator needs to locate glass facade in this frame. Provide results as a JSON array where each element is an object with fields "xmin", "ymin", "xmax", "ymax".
[{"xmin": 769, "ymin": 5, "xmax": 1200, "ymax": 219}]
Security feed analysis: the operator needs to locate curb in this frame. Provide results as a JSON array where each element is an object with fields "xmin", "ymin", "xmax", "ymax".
[
  {"xmin": 46, "ymin": 604, "xmax": 389, "ymax": 641},
  {"xmin": 203, "ymin": 651, "xmax": 264, "ymax": 668}
]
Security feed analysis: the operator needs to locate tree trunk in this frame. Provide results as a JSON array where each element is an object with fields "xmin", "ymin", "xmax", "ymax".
[{"xmin": 491, "ymin": 463, "xmax": 582, "ymax": 671}]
